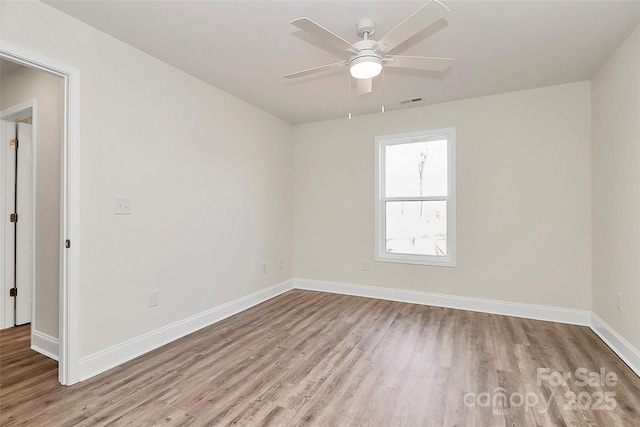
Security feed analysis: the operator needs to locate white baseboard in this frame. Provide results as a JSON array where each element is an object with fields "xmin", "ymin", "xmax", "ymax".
[
  {"xmin": 32, "ymin": 330, "xmax": 59, "ymax": 361},
  {"xmin": 78, "ymin": 279, "xmax": 294, "ymax": 382},
  {"xmin": 294, "ymin": 278, "xmax": 591, "ymax": 326},
  {"xmin": 73, "ymin": 276, "xmax": 639, "ymax": 383},
  {"xmin": 590, "ymin": 313, "xmax": 640, "ymax": 377}
]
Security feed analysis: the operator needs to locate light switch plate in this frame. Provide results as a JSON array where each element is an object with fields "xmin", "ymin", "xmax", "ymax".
[{"xmin": 115, "ymin": 197, "xmax": 132, "ymax": 215}]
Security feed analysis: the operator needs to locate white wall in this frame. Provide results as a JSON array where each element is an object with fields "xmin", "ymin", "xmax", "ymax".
[
  {"xmin": 592, "ymin": 25, "xmax": 640, "ymax": 351},
  {"xmin": 1, "ymin": 1, "xmax": 294, "ymax": 357},
  {"xmin": 294, "ymin": 82, "xmax": 592, "ymax": 310},
  {"xmin": 0, "ymin": 64, "xmax": 62, "ymax": 338}
]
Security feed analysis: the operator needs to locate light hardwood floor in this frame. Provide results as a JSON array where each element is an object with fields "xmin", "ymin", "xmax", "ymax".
[{"xmin": 1, "ymin": 290, "xmax": 639, "ymax": 426}]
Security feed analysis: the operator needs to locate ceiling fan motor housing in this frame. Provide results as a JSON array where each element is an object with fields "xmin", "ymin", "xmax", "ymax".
[
  {"xmin": 349, "ymin": 39, "xmax": 383, "ymax": 79},
  {"xmin": 350, "ymin": 39, "xmax": 382, "ymax": 62}
]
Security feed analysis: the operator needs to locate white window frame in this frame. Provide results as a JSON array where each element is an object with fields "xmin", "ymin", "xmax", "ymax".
[{"xmin": 375, "ymin": 128, "xmax": 456, "ymax": 267}]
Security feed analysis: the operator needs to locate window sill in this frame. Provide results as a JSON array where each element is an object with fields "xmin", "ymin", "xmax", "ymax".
[{"xmin": 374, "ymin": 253, "xmax": 456, "ymax": 267}]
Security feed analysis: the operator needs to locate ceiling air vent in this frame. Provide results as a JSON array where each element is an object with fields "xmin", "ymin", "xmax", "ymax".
[{"xmin": 399, "ymin": 97, "xmax": 423, "ymax": 105}]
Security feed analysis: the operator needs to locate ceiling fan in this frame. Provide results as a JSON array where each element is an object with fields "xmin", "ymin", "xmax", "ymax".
[{"xmin": 284, "ymin": 0, "xmax": 454, "ymax": 94}]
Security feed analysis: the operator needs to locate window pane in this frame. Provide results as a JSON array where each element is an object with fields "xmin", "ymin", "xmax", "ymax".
[
  {"xmin": 385, "ymin": 201, "xmax": 447, "ymax": 256},
  {"xmin": 385, "ymin": 139, "xmax": 448, "ymax": 197}
]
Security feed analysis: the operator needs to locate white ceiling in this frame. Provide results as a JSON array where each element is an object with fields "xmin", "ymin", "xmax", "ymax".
[{"xmin": 44, "ymin": 1, "xmax": 640, "ymax": 124}]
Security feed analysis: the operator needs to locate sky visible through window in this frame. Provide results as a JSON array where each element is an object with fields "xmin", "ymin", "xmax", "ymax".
[{"xmin": 384, "ymin": 139, "xmax": 448, "ymax": 256}]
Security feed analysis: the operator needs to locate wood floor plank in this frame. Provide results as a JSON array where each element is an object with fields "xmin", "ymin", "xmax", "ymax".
[{"xmin": 1, "ymin": 290, "xmax": 639, "ymax": 426}]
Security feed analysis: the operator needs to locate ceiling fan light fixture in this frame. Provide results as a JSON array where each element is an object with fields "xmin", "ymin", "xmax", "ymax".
[{"xmin": 349, "ymin": 56, "xmax": 383, "ymax": 79}]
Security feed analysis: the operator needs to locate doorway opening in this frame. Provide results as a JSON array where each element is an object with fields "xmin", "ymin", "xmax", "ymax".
[{"xmin": 0, "ymin": 42, "xmax": 80, "ymax": 385}]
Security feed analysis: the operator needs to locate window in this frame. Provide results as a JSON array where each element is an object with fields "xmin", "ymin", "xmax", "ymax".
[{"xmin": 375, "ymin": 128, "xmax": 456, "ymax": 267}]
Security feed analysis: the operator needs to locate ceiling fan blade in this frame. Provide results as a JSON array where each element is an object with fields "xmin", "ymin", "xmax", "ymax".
[
  {"xmin": 291, "ymin": 17, "xmax": 358, "ymax": 54},
  {"xmin": 376, "ymin": 0, "xmax": 449, "ymax": 53},
  {"xmin": 283, "ymin": 61, "xmax": 348, "ymax": 79},
  {"xmin": 385, "ymin": 55, "xmax": 453, "ymax": 72},
  {"xmin": 357, "ymin": 78, "xmax": 372, "ymax": 95}
]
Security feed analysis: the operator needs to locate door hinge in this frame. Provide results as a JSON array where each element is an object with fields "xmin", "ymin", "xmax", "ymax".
[
  {"xmin": 9, "ymin": 213, "xmax": 18, "ymax": 223},
  {"xmin": 65, "ymin": 239, "xmax": 71, "ymax": 249},
  {"xmin": 9, "ymin": 288, "xmax": 17, "ymax": 297},
  {"xmin": 10, "ymin": 139, "xmax": 18, "ymax": 150}
]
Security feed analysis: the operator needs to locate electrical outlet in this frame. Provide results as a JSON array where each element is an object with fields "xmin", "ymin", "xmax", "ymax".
[
  {"xmin": 280, "ymin": 260, "xmax": 284, "ymax": 270},
  {"xmin": 262, "ymin": 263, "xmax": 267, "ymax": 274},
  {"xmin": 362, "ymin": 260, "xmax": 369, "ymax": 271},
  {"xmin": 616, "ymin": 292, "xmax": 623, "ymax": 311},
  {"xmin": 149, "ymin": 290, "xmax": 160, "ymax": 307},
  {"xmin": 115, "ymin": 197, "xmax": 132, "ymax": 215}
]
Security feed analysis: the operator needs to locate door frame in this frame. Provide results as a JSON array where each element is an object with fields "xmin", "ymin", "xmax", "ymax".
[
  {"xmin": 0, "ymin": 40, "xmax": 80, "ymax": 385},
  {"xmin": 1, "ymin": 101, "xmax": 37, "ymax": 330}
]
